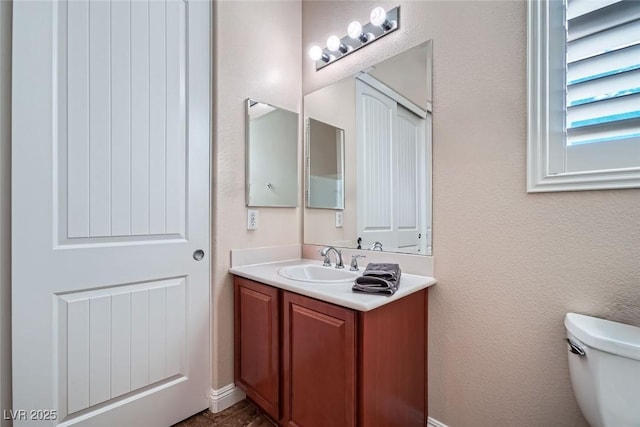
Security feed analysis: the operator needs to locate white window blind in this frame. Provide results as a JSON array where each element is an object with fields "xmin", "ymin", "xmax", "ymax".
[{"xmin": 565, "ymin": 0, "xmax": 640, "ymax": 172}]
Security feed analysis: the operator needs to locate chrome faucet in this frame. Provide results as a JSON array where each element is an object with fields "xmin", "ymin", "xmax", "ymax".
[
  {"xmin": 320, "ymin": 246, "xmax": 344, "ymax": 269},
  {"xmin": 370, "ymin": 241, "xmax": 383, "ymax": 251}
]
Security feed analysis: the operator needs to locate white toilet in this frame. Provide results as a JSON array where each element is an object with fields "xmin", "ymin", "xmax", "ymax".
[{"xmin": 564, "ymin": 313, "xmax": 640, "ymax": 427}]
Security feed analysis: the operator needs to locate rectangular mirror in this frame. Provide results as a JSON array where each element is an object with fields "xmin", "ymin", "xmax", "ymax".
[
  {"xmin": 306, "ymin": 118, "xmax": 345, "ymax": 209},
  {"xmin": 246, "ymin": 99, "xmax": 299, "ymax": 207},
  {"xmin": 304, "ymin": 41, "xmax": 433, "ymax": 255}
]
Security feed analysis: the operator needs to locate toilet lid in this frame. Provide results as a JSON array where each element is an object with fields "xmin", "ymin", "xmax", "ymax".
[{"xmin": 565, "ymin": 313, "xmax": 640, "ymax": 361}]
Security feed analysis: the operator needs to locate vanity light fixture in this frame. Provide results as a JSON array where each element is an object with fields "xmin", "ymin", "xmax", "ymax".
[{"xmin": 309, "ymin": 6, "xmax": 400, "ymax": 71}]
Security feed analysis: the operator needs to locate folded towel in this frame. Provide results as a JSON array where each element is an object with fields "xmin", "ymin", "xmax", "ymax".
[
  {"xmin": 353, "ymin": 263, "xmax": 401, "ymax": 296},
  {"xmin": 361, "ymin": 263, "xmax": 401, "ymax": 281}
]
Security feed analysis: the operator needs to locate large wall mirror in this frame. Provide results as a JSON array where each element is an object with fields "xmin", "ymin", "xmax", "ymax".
[
  {"xmin": 246, "ymin": 99, "xmax": 299, "ymax": 207},
  {"xmin": 304, "ymin": 41, "xmax": 433, "ymax": 255}
]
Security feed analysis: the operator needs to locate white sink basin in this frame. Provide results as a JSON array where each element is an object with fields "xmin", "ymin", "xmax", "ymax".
[{"xmin": 278, "ymin": 265, "xmax": 359, "ymax": 284}]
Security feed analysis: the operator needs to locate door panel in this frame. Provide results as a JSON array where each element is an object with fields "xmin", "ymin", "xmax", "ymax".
[
  {"xmin": 12, "ymin": 0, "xmax": 210, "ymax": 425},
  {"xmin": 60, "ymin": 0, "xmax": 187, "ymax": 242},
  {"xmin": 57, "ymin": 278, "xmax": 187, "ymax": 415}
]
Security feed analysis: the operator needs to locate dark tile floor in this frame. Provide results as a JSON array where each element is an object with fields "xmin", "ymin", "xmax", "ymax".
[{"xmin": 172, "ymin": 400, "xmax": 275, "ymax": 427}]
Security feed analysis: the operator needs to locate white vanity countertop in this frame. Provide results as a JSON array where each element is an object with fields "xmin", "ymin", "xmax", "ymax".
[{"xmin": 229, "ymin": 259, "xmax": 437, "ymax": 312}]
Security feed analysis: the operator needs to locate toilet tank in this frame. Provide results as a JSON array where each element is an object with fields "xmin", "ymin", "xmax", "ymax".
[{"xmin": 565, "ymin": 313, "xmax": 640, "ymax": 427}]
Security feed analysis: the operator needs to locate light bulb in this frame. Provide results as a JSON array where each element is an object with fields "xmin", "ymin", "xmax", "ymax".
[
  {"xmin": 327, "ymin": 35, "xmax": 348, "ymax": 54},
  {"xmin": 370, "ymin": 6, "xmax": 392, "ymax": 30},
  {"xmin": 370, "ymin": 7, "xmax": 387, "ymax": 26},
  {"xmin": 309, "ymin": 45, "xmax": 323, "ymax": 61},
  {"xmin": 347, "ymin": 21, "xmax": 363, "ymax": 39},
  {"xmin": 327, "ymin": 35, "xmax": 341, "ymax": 52},
  {"xmin": 347, "ymin": 21, "xmax": 368, "ymax": 43},
  {"xmin": 309, "ymin": 45, "xmax": 330, "ymax": 63}
]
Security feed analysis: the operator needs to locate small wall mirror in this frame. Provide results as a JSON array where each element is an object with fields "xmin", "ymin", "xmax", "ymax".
[
  {"xmin": 306, "ymin": 118, "xmax": 345, "ymax": 209},
  {"xmin": 246, "ymin": 99, "xmax": 299, "ymax": 207}
]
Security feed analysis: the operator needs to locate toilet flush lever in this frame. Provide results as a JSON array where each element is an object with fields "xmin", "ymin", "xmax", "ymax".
[{"xmin": 566, "ymin": 338, "xmax": 585, "ymax": 356}]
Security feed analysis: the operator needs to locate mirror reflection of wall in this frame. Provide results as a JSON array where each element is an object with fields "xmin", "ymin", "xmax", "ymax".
[
  {"xmin": 246, "ymin": 99, "xmax": 299, "ymax": 207},
  {"xmin": 303, "ymin": 41, "xmax": 433, "ymax": 255},
  {"xmin": 306, "ymin": 118, "xmax": 345, "ymax": 210}
]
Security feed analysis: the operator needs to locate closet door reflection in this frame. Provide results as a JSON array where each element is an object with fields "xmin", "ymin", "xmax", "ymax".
[{"xmin": 356, "ymin": 78, "xmax": 427, "ymax": 254}]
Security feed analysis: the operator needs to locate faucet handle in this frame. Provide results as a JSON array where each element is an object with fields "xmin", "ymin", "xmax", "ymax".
[
  {"xmin": 322, "ymin": 254, "xmax": 332, "ymax": 267},
  {"xmin": 350, "ymin": 254, "xmax": 366, "ymax": 271}
]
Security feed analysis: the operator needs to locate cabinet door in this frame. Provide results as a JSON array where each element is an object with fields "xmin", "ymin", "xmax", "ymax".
[
  {"xmin": 234, "ymin": 277, "xmax": 280, "ymax": 420},
  {"xmin": 283, "ymin": 292, "xmax": 356, "ymax": 427}
]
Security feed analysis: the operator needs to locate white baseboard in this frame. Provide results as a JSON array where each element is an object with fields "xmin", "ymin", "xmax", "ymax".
[
  {"xmin": 428, "ymin": 416, "xmax": 449, "ymax": 427},
  {"xmin": 209, "ymin": 384, "xmax": 246, "ymax": 413}
]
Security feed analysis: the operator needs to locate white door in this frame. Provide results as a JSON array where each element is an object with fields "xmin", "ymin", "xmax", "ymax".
[
  {"xmin": 355, "ymin": 79, "xmax": 426, "ymax": 253},
  {"xmin": 12, "ymin": 1, "xmax": 211, "ymax": 426}
]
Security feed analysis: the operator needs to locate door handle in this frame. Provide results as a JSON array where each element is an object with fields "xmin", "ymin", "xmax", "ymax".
[{"xmin": 193, "ymin": 249, "xmax": 205, "ymax": 261}]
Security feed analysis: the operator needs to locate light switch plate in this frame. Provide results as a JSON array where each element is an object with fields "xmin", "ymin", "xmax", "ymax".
[
  {"xmin": 335, "ymin": 211, "xmax": 343, "ymax": 228},
  {"xmin": 247, "ymin": 209, "xmax": 259, "ymax": 230}
]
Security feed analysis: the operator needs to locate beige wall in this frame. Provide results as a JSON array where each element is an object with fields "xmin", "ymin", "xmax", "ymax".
[
  {"xmin": 0, "ymin": 1, "xmax": 11, "ymax": 425},
  {"xmin": 211, "ymin": 0, "xmax": 302, "ymax": 389},
  {"xmin": 303, "ymin": 1, "xmax": 640, "ymax": 426}
]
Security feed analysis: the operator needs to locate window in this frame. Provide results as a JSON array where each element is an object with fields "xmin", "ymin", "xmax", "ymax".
[{"xmin": 527, "ymin": 0, "xmax": 640, "ymax": 192}]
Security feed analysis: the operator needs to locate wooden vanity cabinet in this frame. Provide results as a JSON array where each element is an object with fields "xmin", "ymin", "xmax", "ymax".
[{"xmin": 233, "ymin": 276, "xmax": 428, "ymax": 427}]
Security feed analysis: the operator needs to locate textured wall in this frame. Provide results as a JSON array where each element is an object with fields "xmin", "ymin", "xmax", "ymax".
[
  {"xmin": 212, "ymin": 1, "xmax": 302, "ymax": 389},
  {"xmin": 303, "ymin": 1, "xmax": 640, "ymax": 426},
  {"xmin": 0, "ymin": 1, "xmax": 11, "ymax": 425}
]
